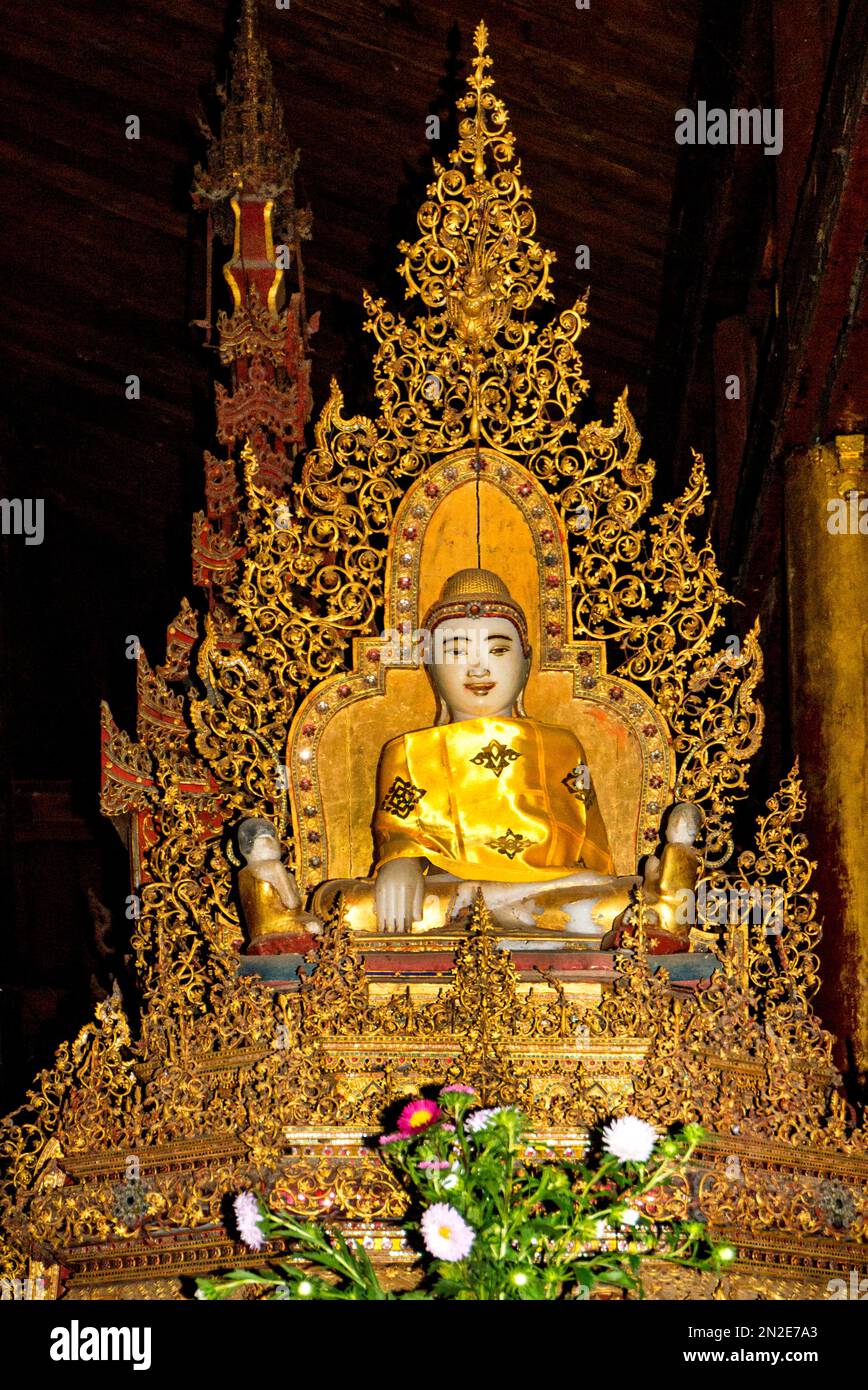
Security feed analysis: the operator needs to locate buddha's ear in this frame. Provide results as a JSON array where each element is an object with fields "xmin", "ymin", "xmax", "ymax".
[
  {"xmin": 514, "ymin": 647, "xmax": 532, "ymax": 716},
  {"xmin": 423, "ymin": 660, "xmax": 450, "ymax": 725}
]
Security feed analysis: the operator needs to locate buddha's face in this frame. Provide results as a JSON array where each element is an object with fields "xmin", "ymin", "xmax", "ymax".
[
  {"xmin": 427, "ymin": 616, "xmax": 530, "ymax": 722},
  {"xmin": 245, "ymin": 832, "xmax": 281, "ymax": 864}
]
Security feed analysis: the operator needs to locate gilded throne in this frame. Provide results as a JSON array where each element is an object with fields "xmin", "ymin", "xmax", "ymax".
[
  {"xmin": 284, "ymin": 453, "xmax": 683, "ymax": 950},
  {"xmin": 220, "ymin": 20, "xmax": 760, "ymax": 967}
]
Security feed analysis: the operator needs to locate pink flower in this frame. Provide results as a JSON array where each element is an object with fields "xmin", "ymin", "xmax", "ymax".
[
  {"xmin": 378, "ymin": 1131, "xmax": 405, "ymax": 1146},
  {"xmin": 233, "ymin": 1191, "xmax": 265, "ymax": 1250},
  {"xmin": 418, "ymin": 1160, "xmax": 451, "ymax": 1170},
  {"xmin": 439, "ymin": 1083, "xmax": 476, "ymax": 1096},
  {"xmin": 420, "ymin": 1203, "xmax": 475, "ymax": 1261},
  {"xmin": 397, "ymin": 1099, "xmax": 442, "ymax": 1136}
]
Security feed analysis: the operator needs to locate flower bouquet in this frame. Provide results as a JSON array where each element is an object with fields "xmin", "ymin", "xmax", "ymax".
[{"xmin": 196, "ymin": 1085, "xmax": 734, "ymax": 1300}]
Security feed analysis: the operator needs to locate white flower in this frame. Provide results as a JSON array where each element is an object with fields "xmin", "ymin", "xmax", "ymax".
[
  {"xmin": 465, "ymin": 1107, "xmax": 500, "ymax": 1133},
  {"xmin": 296, "ymin": 1280, "xmax": 314, "ymax": 1297},
  {"xmin": 619, "ymin": 1207, "xmax": 641, "ymax": 1227},
  {"xmin": 465, "ymin": 1105, "xmax": 518, "ymax": 1133},
  {"xmin": 442, "ymin": 1172, "xmax": 460, "ymax": 1190},
  {"xmin": 420, "ymin": 1203, "xmax": 475, "ymax": 1261},
  {"xmin": 233, "ymin": 1190, "xmax": 266, "ymax": 1250},
  {"xmin": 601, "ymin": 1115, "xmax": 658, "ymax": 1163}
]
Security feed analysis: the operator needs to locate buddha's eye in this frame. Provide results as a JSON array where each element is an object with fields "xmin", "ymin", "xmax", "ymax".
[{"xmin": 489, "ymin": 645, "xmax": 510, "ymax": 656}]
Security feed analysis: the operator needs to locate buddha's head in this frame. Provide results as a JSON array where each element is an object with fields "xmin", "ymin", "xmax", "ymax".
[
  {"xmin": 420, "ymin": 568, "xmax": 531, "ymax": 724},
  {"xmin": 665, "ymin": 802, "xmax": 703, "ymax": 846},
  {"xmin": 238, "ymin": 817, "xmax": 281, "ymax": 865}
]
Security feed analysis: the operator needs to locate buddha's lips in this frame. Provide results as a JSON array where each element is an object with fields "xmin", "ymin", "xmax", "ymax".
[{"xmin": 465, "ymin": 681, "xmax": 495, "ymax": 694}]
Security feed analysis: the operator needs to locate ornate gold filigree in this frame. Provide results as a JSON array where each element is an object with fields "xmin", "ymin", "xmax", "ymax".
[
  {"xmin": 136, "ymin": 652, "xmax": 188, "ymax": 749},
  {"xmin": 733, "ymin": 761, "xmax": 822, "ymax": 1009},
  {"xmin": 218, "ymin": 284, "xmax": 290, "ymax": 368},
  {"xmin": 100, "ymin": 701, "xmax": 155, "ymax": 816},
  {"xmin": 4, "ymin": 17, "xmax": 867, "ymax": 1303},
  {"xmin": 192, "ymin": 0, "xmax": 306, "ymax": 219},
  {"xmin": 158, "ymin": 599, "xmax": 198, "ymax": 682}
]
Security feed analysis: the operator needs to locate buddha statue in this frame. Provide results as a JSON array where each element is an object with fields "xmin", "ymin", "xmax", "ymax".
[
  {"xmin": 313, "ymin": 568, "xmax": 644, "ymax": 938},
  {"xmin": 601, "ymin": 801, "xmax": 704, "ymax": 955},
  {"xmin": 237, "ymin": 817, "xmax": 321, "ymax": 955}
]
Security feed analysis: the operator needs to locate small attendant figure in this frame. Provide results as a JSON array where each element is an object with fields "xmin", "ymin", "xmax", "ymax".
[
  {"xmin": 237, "ymin": 817, "xmax": 321, "ymax": 955},
  {"xmin": 602, "ymin": 801, "xmax": 704, "ymax": 955}
]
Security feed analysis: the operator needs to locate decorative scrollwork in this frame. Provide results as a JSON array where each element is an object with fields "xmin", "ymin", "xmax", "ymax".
[{"xmin": 3, "ymin": 16, "xmax": 865, "ymax": 1303}]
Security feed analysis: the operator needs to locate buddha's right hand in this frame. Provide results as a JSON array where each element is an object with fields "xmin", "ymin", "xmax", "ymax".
[{"xmin": 375, "ymin": 857, "xmax": 424, "ymax": 933}]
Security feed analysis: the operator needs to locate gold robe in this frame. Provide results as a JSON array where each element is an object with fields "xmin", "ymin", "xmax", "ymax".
[
  {"xmin": 645, "ymin": 841, "xmax": 702, "ymax": 939},
  {"xmin": 238, "ymin": 868, "xmax": 316, "ymax": 953},
  {"xmin": 372, "ymin": 716, "xmax": 613, "ymax": 882},
  {"xmin": 597, "ymin": 841, "xmax": 701, "ymax": 949}
]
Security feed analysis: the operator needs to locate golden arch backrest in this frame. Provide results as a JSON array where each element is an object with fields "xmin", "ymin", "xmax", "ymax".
[{"xmin": 288, "ymin": 449, "xmax": 675, "ymax": 892}]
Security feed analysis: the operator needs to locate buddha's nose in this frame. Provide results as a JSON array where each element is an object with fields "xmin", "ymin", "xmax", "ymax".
[{"xmin": 465, "ymin": 633, "xmax": 491, "ymax": 675}]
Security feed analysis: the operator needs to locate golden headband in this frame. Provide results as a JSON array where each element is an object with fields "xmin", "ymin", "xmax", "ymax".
[{"xmin": 420, "ymin": 568, "xmax": 531, "ymax": 657}]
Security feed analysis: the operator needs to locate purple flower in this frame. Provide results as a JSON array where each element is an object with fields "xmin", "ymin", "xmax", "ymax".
[{"xmin": 233, "ymin": 1191, "xmax": 265, "ymax": 1251}]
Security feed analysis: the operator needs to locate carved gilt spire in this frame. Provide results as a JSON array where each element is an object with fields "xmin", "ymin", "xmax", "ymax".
[{"xmin": 193, "ymin": 0, "xmax": 300, "ymax": 205}]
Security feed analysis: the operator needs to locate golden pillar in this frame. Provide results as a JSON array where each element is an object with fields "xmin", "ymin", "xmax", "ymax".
[{"xmin": 784, "ymin": 435, "xmax": 868, "ymax": 1073}]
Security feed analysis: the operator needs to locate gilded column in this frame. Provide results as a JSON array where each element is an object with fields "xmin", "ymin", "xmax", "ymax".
[{"xmin": 784, "ymin": 434, "xmax": 868, "ymax": 1073}]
